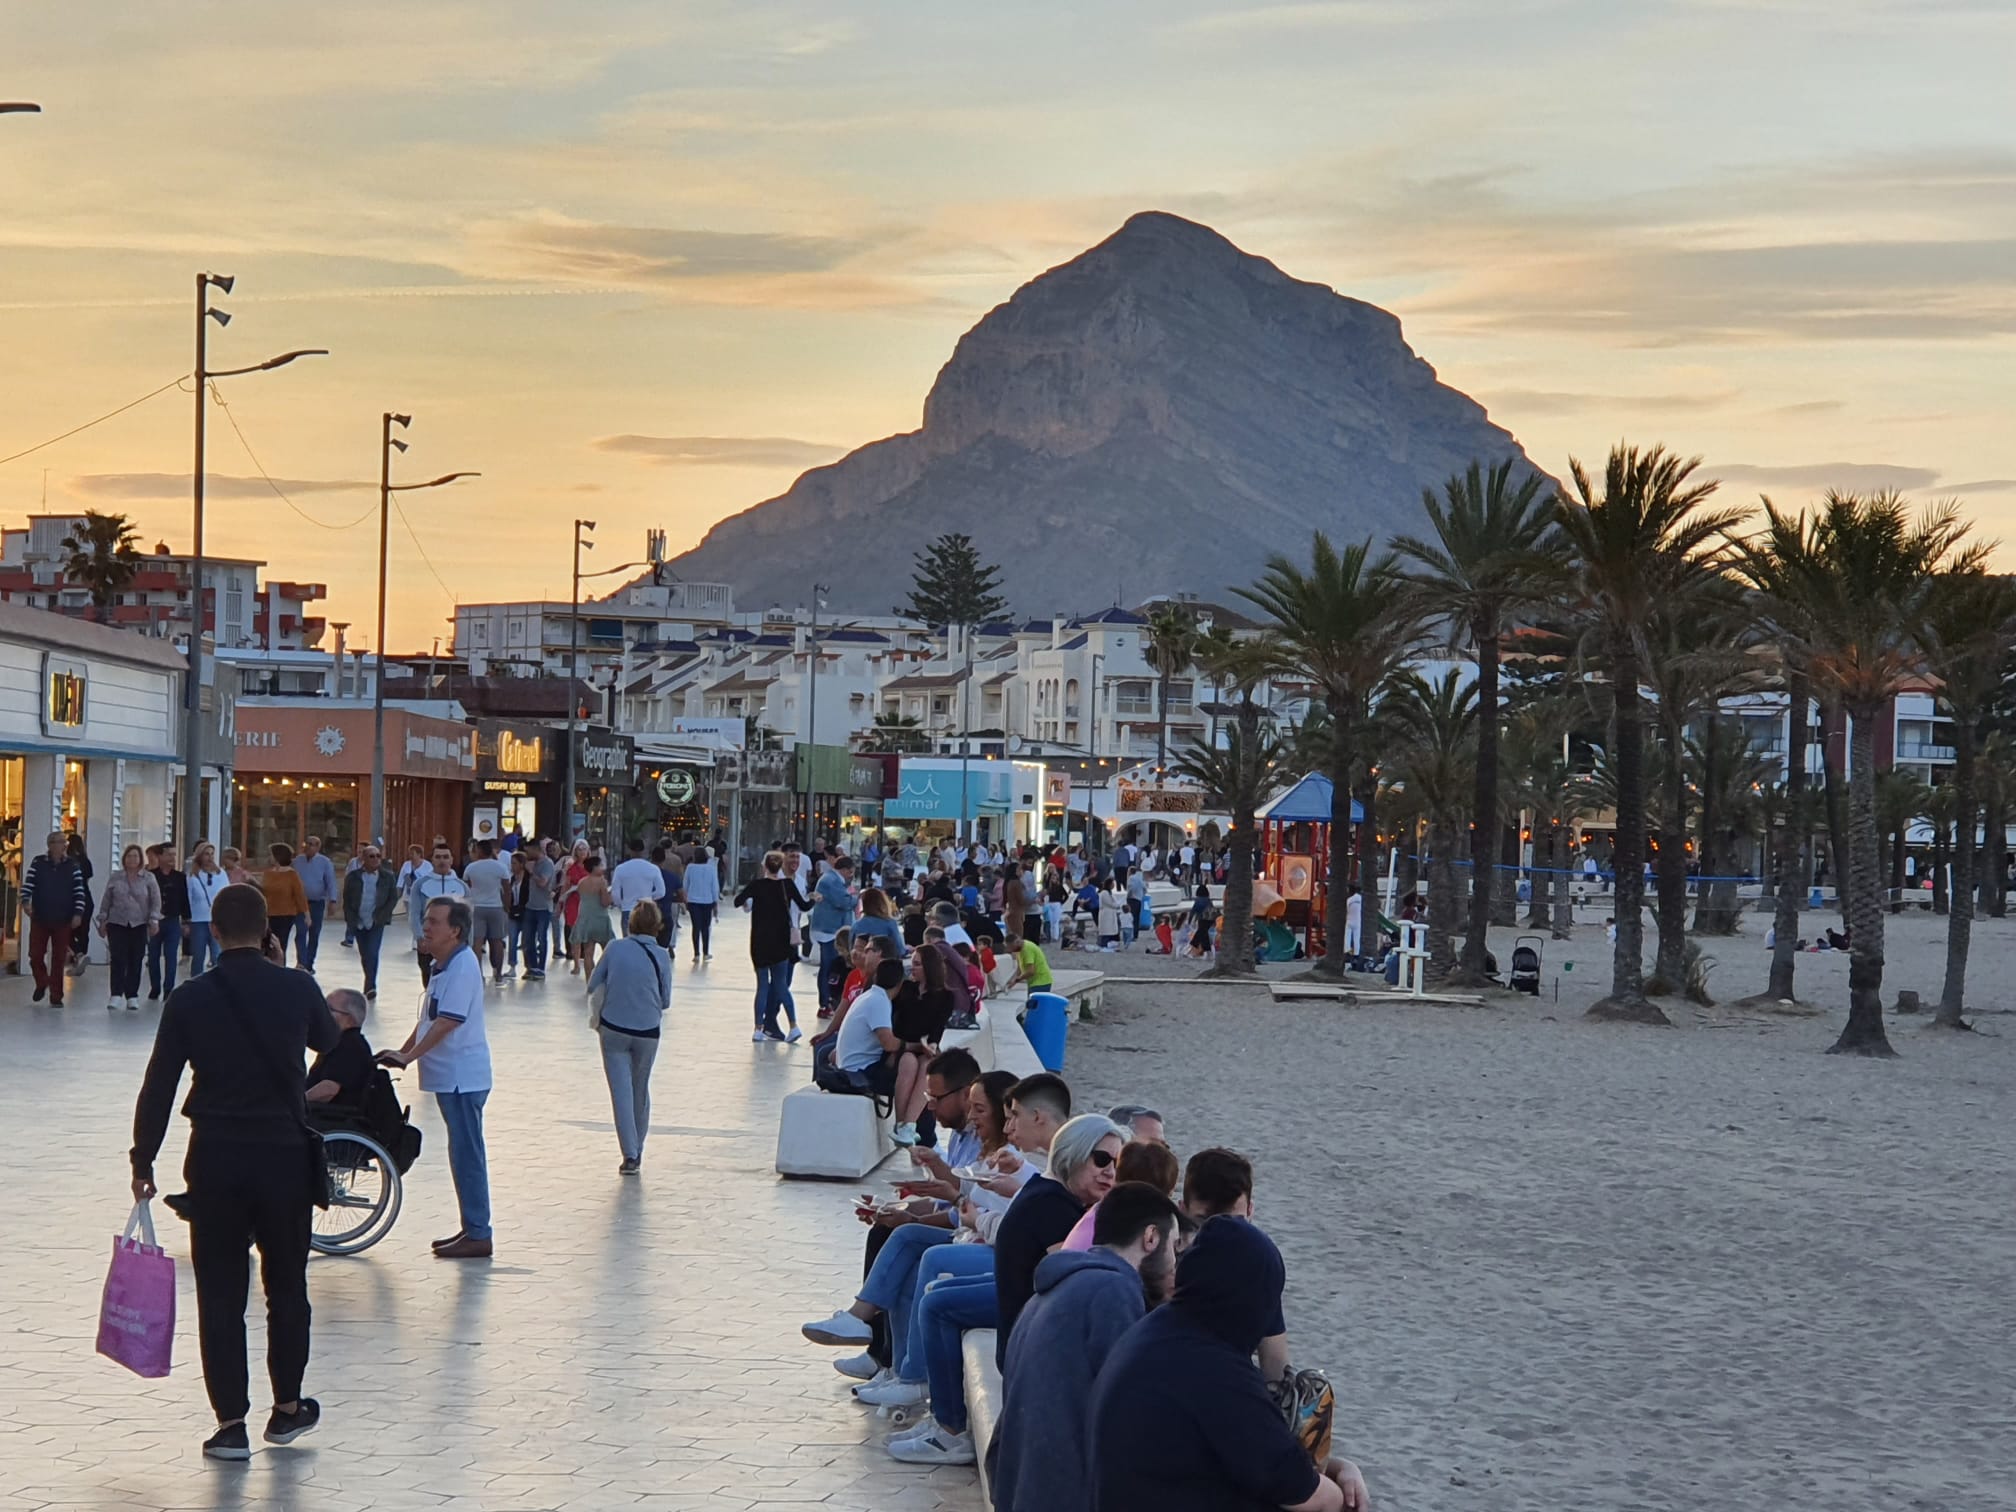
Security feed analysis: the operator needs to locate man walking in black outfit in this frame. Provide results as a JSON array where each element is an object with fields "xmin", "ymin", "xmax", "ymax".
[{"xmin": 129, "ymin": 883, "xmax": 341, "ymax": 1461}]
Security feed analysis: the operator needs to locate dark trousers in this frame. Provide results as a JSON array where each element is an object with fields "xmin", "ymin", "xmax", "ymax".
[
  {"xmin": 687, "ymin": 902, "xmax": 715, "ymax": 957},
  {"xmin": 521, "ymin": 911, "xmax": 550, "ymax": 973},
  {"xmin": 299, "ymin": 900, "xmax": 325, "ymax": 970},
  {"xmin": 185, "ymin": 1137, "xmax": 312, "ymax": 1423},
  {"xmin": 270, "ymin": 915, "xmax": 297, "ymax": 960},
  {"xmin": 27, "ymin": 919, "xmax": 72, "ymax": 997},
  {"xmin": 147, "ymin": 917, "xmax": 184, "ymax": 996},
  {"xmin": 355, "ymin": 924, "xmax": 384, "ymax": 993},
  {"xmin": 106, "ymin": 922, "xmax": 148, "ymax": 999},
  {"xmin": 754, "ymin": 958, "xmax": 796, "ymax": 1034},
  {"xmin": 418, "ymin": 950, "xmax": 434, "ymax": 987},
  {"xmin": 816, "ymin": 936, "xmax": 841, "ymax": 1008}
]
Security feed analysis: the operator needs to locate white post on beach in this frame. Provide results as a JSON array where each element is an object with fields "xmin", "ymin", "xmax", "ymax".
[{"xmin": 1399, "ymin": 920, "xmax": 1430, "ymax": 997}]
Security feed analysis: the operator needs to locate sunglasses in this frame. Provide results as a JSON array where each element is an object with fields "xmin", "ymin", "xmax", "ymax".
[{"xmin": 1088, "ymin": 1148, "xmax": 1118, "ymax": 1169}]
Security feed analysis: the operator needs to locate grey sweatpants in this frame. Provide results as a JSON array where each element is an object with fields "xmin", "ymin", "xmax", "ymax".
[{"xmin": 598, "ymin": 1025, "xmax": 659, "ymax": 1161}]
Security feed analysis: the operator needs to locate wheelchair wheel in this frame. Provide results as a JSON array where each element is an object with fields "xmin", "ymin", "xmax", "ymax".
[{"xmin": 313, "ymin": 1129, "xmax": 402, "ymax": 1256}]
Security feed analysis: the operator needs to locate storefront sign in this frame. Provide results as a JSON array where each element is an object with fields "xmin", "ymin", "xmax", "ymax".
[
  {"xmin": 1044, "ymin": 770, "xmax": 1072, "ymax": 808},
  {"xmin": 888, "ymin": 760, "xmax": 1014, "ymax": 820},
  {"xmin": 717, "ymin": 748, "xmax": 793, "ymax": 790},
  {"xmin": 572, "ymin": 727, "xmax": 634, "ymax": 784},
  {"xmin": 1118, "ymin": 779, "xmax": 1203, "ymax": 813},
  {"xmin": 667, "ymin": 715, "xmax": 746, "ymax": 749},
  {"xmin": 482, "ymin": 779, "xmax": 531, "ymax": 796},
  {"xmin": 41, "ymin": 654, "xmax": 87, "ymax": 735},
  {"xmin": 475, "ymin": 719, "xmax": 553, "ymax": 782},
  {"xmin": 656, "ymin": 767, "xmax": 698, "ymax": 805},
  {"xmin": 233, "ymin": 707, "xmax": 475, "ymax": 781},
  {"xmin": 797, "ymin": 742, "xmax": 886, "ymax": 800}
]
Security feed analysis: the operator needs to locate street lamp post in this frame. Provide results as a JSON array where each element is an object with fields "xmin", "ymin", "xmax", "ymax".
[
  {"xmin": 561, "ymin": 520, "xmax": 596, "ymax": 844},
  {"xmin": 1, "ymin": 102, "xmax": 41, "ymax": 114},
  {"xmin": 368, "ymin": 411, "xmax": 477, "ymax": 843},
  {"xmin": 956, "ymin": 624, "xmax": 974, "ymax": 843},
  {"xmin": 804, "ymin": 583, "xmax": 828, "ymax": 854},
  {"xmin": 179, "ymin": 272, "xmax": 326, "ymax": 856}
]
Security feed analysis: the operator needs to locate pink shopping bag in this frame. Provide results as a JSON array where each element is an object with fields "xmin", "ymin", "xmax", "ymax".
[{"xmin": 96, "ymin": 1201, "xmax": 175, "ymax": 1379}]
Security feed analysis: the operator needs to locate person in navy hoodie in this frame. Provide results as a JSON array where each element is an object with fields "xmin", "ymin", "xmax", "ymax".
[{"xmin": 1088, "ymin": 1217, "xmax": 1370, "ymax": 1512}]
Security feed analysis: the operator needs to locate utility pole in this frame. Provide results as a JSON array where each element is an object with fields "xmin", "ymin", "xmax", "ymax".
[
  {"xmin": 563, "ymin": 520, "xmax": 596, "ymax": 843},
  {"xmin": 957, "ymin": 623, "xmax": 974, "ymax": 843},
  {"xmin": 804, "ymin": 583, "xmax": 828, "ymax": 853}
]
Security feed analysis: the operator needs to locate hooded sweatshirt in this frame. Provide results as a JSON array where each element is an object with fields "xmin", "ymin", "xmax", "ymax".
[
  {"xmin": 988, "ymin": 1247, "xmax": 1146, "ymax": 1512},
  {"xmin": 1089, "ymin": 1217, "xmax": 1321, "ymax": 1512}
]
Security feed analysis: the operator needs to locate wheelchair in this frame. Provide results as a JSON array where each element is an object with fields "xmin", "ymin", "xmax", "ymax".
[{"xmin": 309, "ymin": 1067, "xmax": 423, "ymax": 1257}]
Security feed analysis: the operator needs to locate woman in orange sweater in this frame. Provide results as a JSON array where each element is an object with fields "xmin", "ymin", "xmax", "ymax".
[{"xmin": 261, "ymin": 842, "xmax": 310, "ymax": 963}]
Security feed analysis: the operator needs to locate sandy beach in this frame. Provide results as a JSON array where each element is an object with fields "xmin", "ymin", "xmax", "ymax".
[{"xmin": 1058, "ymin": 904, "xmax": 2016, "ymax": 1512}]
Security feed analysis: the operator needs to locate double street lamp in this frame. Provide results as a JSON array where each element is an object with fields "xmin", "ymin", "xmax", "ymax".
[
  {"xmin": 369, "ymin": 413, "xmax": 477, "ymax": 841},
  {"xmin": 562, "ymin": 519, "xmax": 596, "ymax": 843},
  {"xmin": 181, "ymin": 273, "xmax": 326, "ymax": 855}
]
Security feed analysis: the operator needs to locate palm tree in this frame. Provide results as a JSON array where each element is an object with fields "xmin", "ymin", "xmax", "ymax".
[
  {"xmin": 1919, "ymin": 570, "xmax": 2016, "ymax": 1028},
  {"xmin": 1875, "ymin": 767, "xmax": 1932, "ymax": 913},
  {"xmin": 1393, "ymin": 460, "xmax": 1560, "ymax": 984},
  {"xmin": 1979, "ymin": 731, "xmax": 2016, "ymax": 919},
  {"xmin": 1381, "ymin": 670, "xmax": 1478, "ymax": 977},
  {"xmin": 1761, "ymin": 491, "xmax": 1983, "ymax": 1055},
  {"xmin": 61, "ymin": 511, "xmax": 143, "ymax": 623},
  {"xmin": 1550, "ymin": 445, "xmax": 1750, "ymax": 1023},
  {"xmin": 1143, "ymin": 603, "xmax": 1201, "ymax": 783},
  {"xmin": 1183, "ymin": 632, "xmax": 1281, "ymax": 977},
  {"xmin": 1239, "ymin": 535, "xmax": 1424, "ymax": 975},
  {"xmin": 858, "ymin": 711, "xmax": 930, "ymax": 753},
  {"xmin": 1503, "ymin": 699, "xmax": 1588, "ymax": 938},
  {"xmin": 1684, "ymin": 719, "xmax": 1781, "ymax": 933}
]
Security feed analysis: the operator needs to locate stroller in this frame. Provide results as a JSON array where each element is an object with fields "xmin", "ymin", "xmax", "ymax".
[{"xmin": 1509, "ymin": 935, "xmax": 1543, "ymax": 996}]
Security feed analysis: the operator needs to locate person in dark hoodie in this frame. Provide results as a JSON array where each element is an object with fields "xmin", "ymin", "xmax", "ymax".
[
  {"xmin": 1088, "ymin": 1217, "xmax": 1370, "ymax": 1512},
  {"xmin": 987, "ymin": 1182, "xmax": 1182, "ymax": 1512}
]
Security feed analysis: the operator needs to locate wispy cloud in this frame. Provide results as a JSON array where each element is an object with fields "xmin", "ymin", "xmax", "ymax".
[
  {"xmin": 1947, "ymin": 478, "xmax": 2016, "ymax": 494},
  {"xmin": 1704, "ymin": 462, "xmax": 1942, "ymax": 493},
  {"xmin": 71, "ymin": 473, "xmax": 372, "ymax": 500},
  {"xmin": 591, "ymin": 435, "xmax": 847, "ymax": 468},
  {"xmin": 1769, "ymin": 399, "xmax": 1846, "ymax": 418},
  {"xmin": 1485, "ymin": 388, "xmax": 1739, "ymax": 417}
]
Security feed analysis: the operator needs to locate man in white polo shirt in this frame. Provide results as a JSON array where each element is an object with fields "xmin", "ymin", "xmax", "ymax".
[
  {"xmin": 380, "ymin": 896, "xmax": 494, "ymax": 1260},
  {"xmin": 608, "ymin": 837, "xmax": 665, "ymax": 936}
]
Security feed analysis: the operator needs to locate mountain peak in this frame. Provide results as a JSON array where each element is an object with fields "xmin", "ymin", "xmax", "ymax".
[{"xmin": 665, "ymin": 218, "xmax": 1534, "ymax": 616}]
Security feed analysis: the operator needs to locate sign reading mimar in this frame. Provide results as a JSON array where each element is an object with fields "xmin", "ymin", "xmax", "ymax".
[{"xmin": 497, "ymin": 731, "xmax": 543, "ymax": 773}]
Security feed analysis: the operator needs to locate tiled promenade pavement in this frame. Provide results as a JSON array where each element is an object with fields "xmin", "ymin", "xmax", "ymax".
[{"xmin": 1, "ymin": 919, "xmax": 983, "ymax": 1512}]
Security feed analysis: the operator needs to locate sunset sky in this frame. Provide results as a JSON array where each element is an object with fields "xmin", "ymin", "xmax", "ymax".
[{"xmin": 4, "ymin": 0, "xmax": 2012, "ymax": 650}]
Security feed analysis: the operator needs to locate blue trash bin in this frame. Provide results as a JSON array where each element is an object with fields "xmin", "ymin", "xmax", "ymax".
[{"xmin": 1024, "ymin": 992, "xmax": 1069, "ymax": 1072}]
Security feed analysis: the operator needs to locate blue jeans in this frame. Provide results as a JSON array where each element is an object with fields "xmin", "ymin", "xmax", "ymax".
[
  {"xmin": 816, "ymin": 936, "xmax": 841, "ymax": 1008},
  {"xmin": 860, "ymin": 1223, "xmax": 954, "ymax": 1353},
  {"xmin": 754, "ymin": 958, "xmax": 797, "ymax": 1034},
  {"xmin": 507, "ymin": 915, "xmax": 520, "ymax": 969},
  {"xmin": 521, "ymin": 910, "xmax": 550, "ymax": 972},
  {"xmin": 435, "ymin": 1089, "xmax": 492, "ymax": 1241},
  {"xmin": 898, "ymin": 1245, "xmax": 997, "ymax": 1381},
  {"xmin": 355, "ymin": 924, "xmax": 384, "ymax": 994},
  {"xmin": 298, "ymin": 899, "xmax": 326, "ymax": 970},
  {"xmin": 187, "ymin": 920, "xmax": 218, "ymax": 975},
  {"xmin": 146, "ymin": 916, "xmax": 184, "ymax": 996},
  {"xmin": 915, "ymin": 1273, "xmax": 997, "ymax": 1432}
]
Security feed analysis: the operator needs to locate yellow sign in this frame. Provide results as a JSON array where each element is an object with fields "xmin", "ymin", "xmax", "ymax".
[{"xmin": 497, "ymin": 731, "xmax": 544, "ymax": 774}]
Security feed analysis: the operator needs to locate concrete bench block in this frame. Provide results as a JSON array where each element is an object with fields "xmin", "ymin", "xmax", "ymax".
[
  {"xmin": 775, "ymin": 1084, "xmax": 893, "ymax": 1179},
  {"xmin": 964, "ymin": 1328, "xmax": 1004, "ymax": 1500}
]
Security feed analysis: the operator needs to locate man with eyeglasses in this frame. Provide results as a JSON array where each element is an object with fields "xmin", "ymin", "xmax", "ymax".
[{"xmin": 341, "ymin": 846, "xmax": 399, "ymax": 1000}]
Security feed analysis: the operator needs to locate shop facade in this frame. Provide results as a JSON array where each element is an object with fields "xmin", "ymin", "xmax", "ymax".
[
  {"xmin": 797, "ymin": 743, "xmax": 890, "ymax": 852},
  {"xmin": 885, "ymin": 756, "xmax": 1047, "ymax": 848},
  {"xmin": 470, "ymin": 719, "xmax": 560, "ymax": 847},
  {"xmin": 569, "ymin": 725, "xmax": 635, "ymax": 855},
  {"xmin": 714, "ymin": 746, "xmax": 795, "ymax": 884},
  {"xmin": 232, "ymin": 703, "xmax": 474, "ymax": 865},
  {"xmin": 0, "ymin": 605, "xmax": 185, "ymax": 970}
]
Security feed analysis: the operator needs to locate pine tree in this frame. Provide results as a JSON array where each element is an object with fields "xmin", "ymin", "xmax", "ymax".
[{"xmin": 901, "ymin": 532, "xmax": 1009, "ymax": 626}]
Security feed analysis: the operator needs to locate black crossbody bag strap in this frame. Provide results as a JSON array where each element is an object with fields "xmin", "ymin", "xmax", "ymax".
[{"xmin": 214, "ymin": 970, "xmax": 333, "ymax": 1209}]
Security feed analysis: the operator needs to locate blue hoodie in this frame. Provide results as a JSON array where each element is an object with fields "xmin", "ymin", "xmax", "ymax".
[
  {"xmin": 988, "ymin": 1247, "xmax": 1145, "ymax": 1512},
  {"xmin": 1089, "ymin": 1217, "xmax": 1321, "ymax": 1512}
]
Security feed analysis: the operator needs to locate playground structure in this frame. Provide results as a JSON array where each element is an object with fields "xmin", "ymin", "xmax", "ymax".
[{"xmin": 1255, "ymin": 771, "xmax": 1364, "ymax": 962}]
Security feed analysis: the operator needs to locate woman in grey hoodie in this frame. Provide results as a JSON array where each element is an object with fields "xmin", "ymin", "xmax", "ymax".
[{"xmin": 589, "ymin": 899, "xmax": 673, "ymax": 1174}]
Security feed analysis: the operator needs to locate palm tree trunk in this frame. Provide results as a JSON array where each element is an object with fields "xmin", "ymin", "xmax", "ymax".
[
  {"xmin": 1830, "ymin": 708, "xmax": 1894, "ymax": 1055},
  {"xmin": 1155, "ymin": 668, "xmax": 1171, "ymax": 780},
  {"xmin": 1527, "ymin": 814, "xmax": 1551, "ymax": 929},
  {"xmin": 1888, "ymin": 823, "xmax": 1907, "ymax": 914},
  {"xmin": 1551, "ymin": 823, "xmax": 1573, "ymax": 941},
  {"xmin": 1427, "ymin": 817, "xmax": 1459, "ymax": 978},
  {"xmin": 1820, "ymin": 700, "xmax": 1850, "ymax": 924},
  {"xmin": 1354, "ymin": 777, "xmax": 1377, "ymax": 896},
  {"xmin": 1931, "ymin": 823, "xmax": 1949, "ymax": 915},
  {"xmin": 1693, "ymin": 711, "xmax": 1719, "ymax": 932},
  {"xmin": 1207, "ymin": 698, "xmax": 1262, "ymax": 979},
  {"xmin": 1591, "ymin": 646, "xmax": 1664, "ymax": 1022},
  {"xmin": 1759, "ymin": 670, "xmax": 1808, "ymax": 1004},
  {"xmin": 1396, "ymin": 821, "xmax": 1420, "ymax": 902},
  {"xmin": 1935, "ymin": 725, "xmax": 1976, "ymax": 1028},
  {"xmin": 1653, "ymin": 718, "xmax": 1689, "ymax": 989},
  {"xmin": 1459, "ymin": 618, "xmax": 1500, "ymax": 980},
  {"xmin": 1987, "ymin": 786, "xmax": 2008, "ymax": 918},
  {"xmin": 1317, "ymin": 696, "xmax": 1355, "ymax": 976}
]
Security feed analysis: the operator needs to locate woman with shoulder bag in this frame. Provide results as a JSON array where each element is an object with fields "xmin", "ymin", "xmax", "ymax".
[{"xmin": 587, "ymin": 899, "xmax": 673, "ymax": 1175}]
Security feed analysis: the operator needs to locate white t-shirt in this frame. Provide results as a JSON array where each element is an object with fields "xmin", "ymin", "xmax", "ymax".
[
  {"xmin": 415, "ymin": 946, "xmax": 492, "ymax": 1093},
  {"xmin": 835, "ymin": 984, "xmax": 893, "ymax": 1073},
  {"xmin": 463, "ymin": 857, "xmax": 511, "ymax": 911},
  {"xmin": 609, "ymin": 857, "xmax": 667, "ymax": 911}
]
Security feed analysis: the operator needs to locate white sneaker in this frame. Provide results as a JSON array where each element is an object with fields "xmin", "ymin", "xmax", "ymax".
[
  {"xmin": 891, "ymin": 1123, "xmax": 918, "ymax": 1147},
  {"xmin": 833, "ymin": 1352, "xmax": 879, "ymax": 1381},
  {"xmin": 851, "ymin": 1366, "xmax": 898, "ymax": 1399},
  {"xmin": 787, "ymin": 1026, "xmax": 803, "ymax": 1043},
  {"xmin": 855, "ymin": 1374, "xmax": 928, "ymax": 1408},
  {"xmin": 888, "ymin": 1422, "xmax": 974, "ymax": 1465},
  {"xmin": 751, "ymin": 1030, "xmax": 766, "ymax": 1043},
  {"xmin": 801, "ymin": 1309, "xmax": 874, "ymax": 1346}
]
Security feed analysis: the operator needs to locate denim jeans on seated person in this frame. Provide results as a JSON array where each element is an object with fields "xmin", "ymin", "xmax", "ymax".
[
  {"xmin": 916, "ymin": 1273, "xmax": 998, "ymax": 1433},
  {"xmin": 898, "ymin": 1243, "xmax": 997, "ymax": 1381},
  {"xmin": 859, "ymin": 1221, "xmax": 953, "ymax": 1352}
]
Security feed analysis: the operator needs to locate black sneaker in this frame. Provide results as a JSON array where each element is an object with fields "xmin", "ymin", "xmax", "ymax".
[
  {"xmin": 31, "ymin": 984, "xmax": 45, "ymax": 1002},
  {"xmin": 148, "ymin": 986, "xmax": 161, "ymax": 1001},
  {"xmin": 202, "ymin": 1421, "xmax": 251, "ymax": 1460},
  {"xmin": 264, "ymin": 1397, "xmax": 320, "ymax": 1445}
]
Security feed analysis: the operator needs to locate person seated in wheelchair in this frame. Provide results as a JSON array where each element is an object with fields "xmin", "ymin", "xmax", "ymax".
[{"xmin": 306, "ymin": 988, "xmax": 375, "ymax": 1111}]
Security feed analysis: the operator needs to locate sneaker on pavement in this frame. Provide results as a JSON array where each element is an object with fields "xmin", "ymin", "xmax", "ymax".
[
  {"xmin": 855, "ymin": 1374, "xmax": 928, "ymax": 1408},
  {"xmin": 202, "ymin": 1421, "xmax": 251, "ymax": 1461},
  {"xmin": 833, "ymin": 1352, "xmax": 880, "ymax": 1381},
  {"xmin": 887, "ymin": 1423, "xmax": 975, "ymax": 1465},
  {"xmin": 890, "ymin": 1123, "xmax": 918, "ymax": 1147},
  {"xmin": 801, "ymin": 1309, "xmax": 873, "ymax": 1346},
  {"xmin": 751, "ymin": 1030, "xmax": 767, "ymax": 1043},
  {"xmin": 851, "ymin": 1366, "xmax": 898, "ymax": 1399},
  {"xmin": 786, "ymin": 1026, "xmax": 804, "ymax": 1043},
  {"xmin": 264, "ymin": 1398, "xmax": 321, "ymax": 1445}
]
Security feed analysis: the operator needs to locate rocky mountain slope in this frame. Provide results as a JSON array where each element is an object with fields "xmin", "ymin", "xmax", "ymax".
[{"xmin": 664, "ymin": 212, "xmax": 1538, "ymax": 615}]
